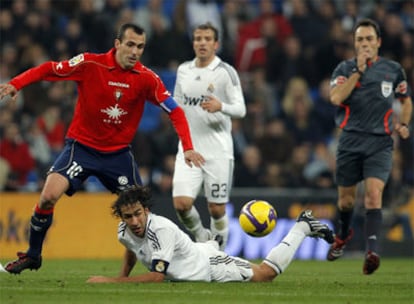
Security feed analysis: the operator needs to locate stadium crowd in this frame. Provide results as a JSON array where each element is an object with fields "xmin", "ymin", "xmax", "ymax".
[{"xmin": 0, "ymin": 0, "xmax": 413, "ymax": 198}]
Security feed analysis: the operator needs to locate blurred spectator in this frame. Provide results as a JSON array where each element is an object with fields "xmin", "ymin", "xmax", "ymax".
[
  {"xmin": 151, "ymin": 154, "xmax": 175, "ymax": 194},
  {"xmin": 63, "ymin": 18, "xmax": 88, "ymax": 56},
  {"xmin": 255, "ymin": 117, "xmax": 295, "ymax": 165},
  {"xmin": 17, "ymin": 44, "xmax": 51, "ymax": 117},
  {"xmin": 0, "ymin": 9, "xmax": 14, "ymax": 45},
  {"xmin": 75, "ymin": 0, "xmax": 103, "ymax": 52},
  {"xmin": 262, "ymin": 162, "xmax": 288, "ymax": 187},
  {"xmin": 143, "ymin": 8, "xmax": 176, "ymax": 69},
  {"xmin": 313, "ymin": 77, "xmax": 337, "ymax": 140},
  {"xmin": 267, "ymin": 35, "xmax": 317, "ymax": 90},
  {"xmin": 284, "ymin": 143, "xmax": 311, "ymax": 187},
  {"xmin": 303, "ymin": 142, "xmax": 336, "ymax": 188},
  {"xmin": 243, "ymin": 65, "xmax": 278, "ymax": 118},
  {"xmin": 35, "ymin": 105, "xmax": 65, "ymax": 156},
  {"xmin": 399, "ymin": 0, "xmax": 414, "ymax": 31},
  {"xmin": 0, "ymin": 123, "xmax": 35, "ymax": 191},
  {"xmin": 26, "ymin": 120, "xmax": 52, "ymax": 188},
  {"xmin": 149, "ymin": 113, "xmax": 179, "ymax": 168},
  {"xmin": 381, "ymin": 12, "xmax": 405, "ymax": 61},
  {"xmin": 86, "ymin": 0, "xmax": 125, "ymax": 52},
  {"xmin": 144, "ymin": 0, "xmax": 193, "ymax": 70},
  {"xmin": 234, "ymin": 145, "xmax": 266, "ymax": 187},
  {"xmin": 185, "ymin": 0, "xmax": 222, "ymax": 40},
  {"xmin": 313, "ymin": 18, "xmax": 349, "ymax": 82},
  {"xmin": 280, "ymin": 77, "xmax": 323, "ymax": 144},
  {"xmin": 0, "ymin": 106, "xmax": 15, "ymax": 138},
  {"xmin": 340, "ymin": 0, "xmax": 362, "ymax": 32},
  {"xmin": 220, "ymin": 0, "xmax": 256, "ymax": 66},
  {"xmin": 231, "ymin": 119, "xmax": 248, "ymax": 161},
  {"xmin": 235, "ymin": 0, "xmax": 292, "ymax": 71},
  {"xmin": 1, "ymin": 43, "xmax": 19, "ymax": 78},
  {"xmin": 9, "ymin": 0, "xmax": 29, "ymax": 36},
  {"xmin": 133, "ymin": 0, "xmax": 170, "ymax": 39},
  {"xmin": 284, "ymin": 0, "xmax": 325, "ymax": 62}
]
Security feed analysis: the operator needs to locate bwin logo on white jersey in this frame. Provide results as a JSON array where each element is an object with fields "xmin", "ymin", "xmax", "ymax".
[
  {"xmin": 67, "ymin": 161, "xmax": 83, "ymax": 179},
  {"xmin": 183, "ymin": 93, "xmax": 206, "ymax": 106}
]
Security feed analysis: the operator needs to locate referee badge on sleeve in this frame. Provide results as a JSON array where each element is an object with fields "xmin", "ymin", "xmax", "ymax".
[{"xmin": 381, "ymin": 81, "xmax": 393, "ymax": 98}]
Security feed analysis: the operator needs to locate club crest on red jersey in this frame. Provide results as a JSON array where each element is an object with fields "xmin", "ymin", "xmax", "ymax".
[{"xmin": 114, "ymin": 89, "xmax": 123, "ymax": 102}]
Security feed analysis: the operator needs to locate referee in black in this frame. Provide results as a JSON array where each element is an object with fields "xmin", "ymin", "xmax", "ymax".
[{"xmin": 326, "ymin": 18, "xmax": 412, "ymax": 274}]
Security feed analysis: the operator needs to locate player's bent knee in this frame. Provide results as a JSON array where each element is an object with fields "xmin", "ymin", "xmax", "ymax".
[
  {"xmin": 208, "ymin": 203, "xmax": 226, "ymax": 218},
  {"xmin": 173, "ymin": 197, "xmax": 194, "ymax": 212}
]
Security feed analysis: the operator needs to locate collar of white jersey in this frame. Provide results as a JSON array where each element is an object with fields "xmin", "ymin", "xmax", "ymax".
[{"xmin": 190, "ymin": 56, "xmax": 221, "ymax": 70}]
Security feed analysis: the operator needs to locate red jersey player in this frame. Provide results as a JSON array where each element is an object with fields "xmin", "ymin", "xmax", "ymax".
[{"xmin": 0, "ymin": 23, "xmax": 205, "ymax": 274}]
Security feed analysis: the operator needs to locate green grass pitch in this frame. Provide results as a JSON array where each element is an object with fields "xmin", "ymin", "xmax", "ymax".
[{"xmin": 0, "ymin": 258, "xmax": 413, "ymax": 304}]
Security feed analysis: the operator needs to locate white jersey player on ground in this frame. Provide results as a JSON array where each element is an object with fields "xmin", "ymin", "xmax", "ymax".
[
  {"xmin": 87, "ymin": 186, "xmax": 334, "ymax": 283},
  {"xmin": 172, "ymin": 22, "xmax": 246, "ymax": 250}
]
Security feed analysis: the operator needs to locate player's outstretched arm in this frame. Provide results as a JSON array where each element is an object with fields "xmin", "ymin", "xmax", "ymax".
[
  {"xmin": 87, "ymin": 271, "xmax": 165, "ymax": 283},
  {"xmin": 119, "ymin": 249, "xmax": 137, "ymax": 277},
  {"xmin": 87, "ymin": 249, "xmax": 166, "ymax": 283}
]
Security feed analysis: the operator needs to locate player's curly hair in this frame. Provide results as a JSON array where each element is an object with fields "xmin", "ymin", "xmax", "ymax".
[{"xmin": 111, "ymin": 185, "xmax": 153, "ymax": 217}]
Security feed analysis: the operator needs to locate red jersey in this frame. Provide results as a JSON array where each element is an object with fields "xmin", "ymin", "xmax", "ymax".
[{"xmin": 10, "ymin": 49, "xmax": 193, "ymax": 152}]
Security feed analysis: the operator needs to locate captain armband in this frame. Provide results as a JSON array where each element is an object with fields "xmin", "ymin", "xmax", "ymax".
[
  {"xmin": 160, "ymin": 96, "xmax": 178, "ymax": 114},
  {"xmin": 151, "ymin": 259, "xmax": 169, "ymax": 274}
]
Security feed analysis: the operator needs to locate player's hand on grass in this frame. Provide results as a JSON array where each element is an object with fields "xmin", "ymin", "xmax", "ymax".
[
  {"xmin": 184, "ymin": 150, "xmax": 205, "ymax": 168},
  {"xmin": 0, "ymin": 83, "xmax": 18, "ymax": 102}
]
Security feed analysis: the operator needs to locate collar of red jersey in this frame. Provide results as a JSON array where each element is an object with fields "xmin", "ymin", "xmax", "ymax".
[{"xmin": 107, "ymin": 48, "xmax": 141, "ymax": 73}]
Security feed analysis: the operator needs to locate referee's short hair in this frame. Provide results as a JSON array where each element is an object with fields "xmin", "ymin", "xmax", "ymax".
[{"xmin": 353, "ymin": 18, "xmax": 381, "ymax": 38}]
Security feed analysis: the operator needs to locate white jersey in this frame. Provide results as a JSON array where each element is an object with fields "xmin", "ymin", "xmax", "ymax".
[
  {"xmin": 118, "ymin": 213, "xmax": 253, "ymax": 282},
  {"xmin": 174, "ymin": 56, "xmax": 246, "ymax": 160}
]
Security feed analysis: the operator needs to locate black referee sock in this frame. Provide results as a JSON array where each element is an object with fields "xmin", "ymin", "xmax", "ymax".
[
  {"xmin": 338, "ymin": 209, "xmax": 353, "ymax": 240},
  {"xmin": 365, "ymin": 208, "xmax": 382, "ymax": 253}
]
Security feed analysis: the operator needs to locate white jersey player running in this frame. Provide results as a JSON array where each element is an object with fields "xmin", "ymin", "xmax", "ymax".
[
  {"xmin": 87, "ymin": 186, "xmax": 335, "ymax": 283},
  {"xmin": 172, "ymin": 22, "xmax": 246, "ymax": 249}
]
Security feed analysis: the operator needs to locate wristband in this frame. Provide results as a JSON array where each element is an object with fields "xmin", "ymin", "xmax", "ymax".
[{"xmin": 352, "ymin": 66, "xmax": 363, "ymax": 76}]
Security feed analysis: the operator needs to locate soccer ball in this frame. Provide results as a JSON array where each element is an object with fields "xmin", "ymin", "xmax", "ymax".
[{"xmin": 239, "ymin": 200, "xmax": 277, "ymax": 237}]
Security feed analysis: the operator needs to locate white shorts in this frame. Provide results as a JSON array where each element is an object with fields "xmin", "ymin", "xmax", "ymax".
[
  {"xmin": 205, "ymin": 244, "xmax": 253, "ymax": 282},
  {"xmin": 172, "ymin": 155, "xmax": 234, "ymax": 203}
]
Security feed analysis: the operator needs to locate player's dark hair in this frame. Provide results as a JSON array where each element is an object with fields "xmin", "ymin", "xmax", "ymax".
[
  {"xmin": 353, "ymin": 18, "xmax": 381, "ymax": 38},
  {"xmin": 111, "ymin": 185, "xmax": 153, "ymax": 217},
  {"xmin": 117, "ymin": 23, "xmax": 145, "ymax": 41},
  {"xmin": 193, "ymin": 22, "xmax": 219, "ymax": 41}
]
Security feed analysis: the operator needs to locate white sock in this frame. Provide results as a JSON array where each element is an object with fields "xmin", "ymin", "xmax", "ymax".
[
  {"xmin": 263, "ymin": 222, "xmax": 308, "ymax": 274},
  {"xmin": 210, "ymin": 214, "xmax": 229, "ymax": 250},
  {"xmin": 176, "ymin": 206, "xmax": 210, "ymax": 242}
]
